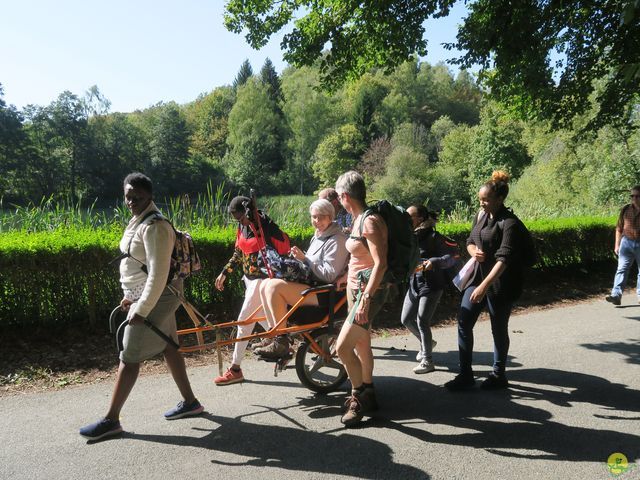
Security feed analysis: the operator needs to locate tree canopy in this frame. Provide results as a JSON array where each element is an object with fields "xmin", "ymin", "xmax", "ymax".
[
  {"xmin": 224, "ymin": 0, "xmax": 640, "ymax": 128},
  {"xmin": 2, "ymin": 57, "xmax": 639, "ymax": 219}
]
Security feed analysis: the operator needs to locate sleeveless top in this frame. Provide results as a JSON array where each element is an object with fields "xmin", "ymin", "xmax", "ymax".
[{"xmin": 345, "ymin": 213, "xmax": 386, "ymax": 290}]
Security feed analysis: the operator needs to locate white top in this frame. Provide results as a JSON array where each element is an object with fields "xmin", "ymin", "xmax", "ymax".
[{"xmin": 119, "ymin": 201, "xmax": 175, "ymax": 318}]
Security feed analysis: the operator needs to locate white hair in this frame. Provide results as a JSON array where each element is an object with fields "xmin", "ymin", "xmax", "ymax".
[{"xmin": 309, "ymin": 198, "xmax": 335, "ymax": 220}]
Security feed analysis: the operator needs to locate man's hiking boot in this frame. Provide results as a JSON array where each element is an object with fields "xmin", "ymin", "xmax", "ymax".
[
  {"xmin": 254, "ymin": 336, "xmax": 289, "ymax": 359},
  {"xmin": 360, "ymin": 386, "xmax": 379, "ymax": 412},
  {"xmin": 250, "ymin": 337, "xmax": 274, "ymax": 350},
  {"xmin": 605, "ymin": 295, "xmax": 621, "ymax": 306}
]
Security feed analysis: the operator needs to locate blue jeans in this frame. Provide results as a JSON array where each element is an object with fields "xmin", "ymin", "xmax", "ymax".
[
  {"xmin": 611, "ymin": 236, "xmax": 640, "ymax": 297},
  {"xmin": 456, "ymin": 286, "xmax": 512, "ymax": 376}
]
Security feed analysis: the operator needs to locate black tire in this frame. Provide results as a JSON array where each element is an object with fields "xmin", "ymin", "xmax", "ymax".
[{"xmin": 295, "ymin": 328, "xmax": 347, "ymax": 394}]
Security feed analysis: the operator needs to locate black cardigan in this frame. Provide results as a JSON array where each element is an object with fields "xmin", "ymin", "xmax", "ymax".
[{"xmin": 467, "ymin": 206, "xmax": 526, "ymax": 301}]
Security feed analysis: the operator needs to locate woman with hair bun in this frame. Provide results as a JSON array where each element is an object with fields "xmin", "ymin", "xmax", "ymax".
[{"xmin": 445, "ymin": 170, "xmax": 528, "ymax": 391}]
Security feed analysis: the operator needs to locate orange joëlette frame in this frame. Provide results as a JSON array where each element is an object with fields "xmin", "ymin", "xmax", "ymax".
[{"xmin": 176, "ymin": 284, "xmax": 346, "ymax": 356}]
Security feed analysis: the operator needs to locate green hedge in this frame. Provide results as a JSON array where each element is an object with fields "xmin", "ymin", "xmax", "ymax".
[
  {"xmin": 0, "ymin": 217, "xmax": 616, "ymax": 330},
  {"xmin": 438, "ymin": 215, "xmax": 617, "ymax": 266}
]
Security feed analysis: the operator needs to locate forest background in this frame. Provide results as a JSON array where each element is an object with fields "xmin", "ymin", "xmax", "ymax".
[{"xmin": 2, "ymin": 53, "xmax": 639, "ymax": 224}]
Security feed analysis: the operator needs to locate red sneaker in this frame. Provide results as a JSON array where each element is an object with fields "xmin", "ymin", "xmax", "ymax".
[{"xmin": 214, "ymin": 367, "xmax": 244, "ymax": 386}]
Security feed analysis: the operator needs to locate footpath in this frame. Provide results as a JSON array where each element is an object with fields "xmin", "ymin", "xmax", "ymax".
[{"xmin": 1, "ymin": 299, "xmax": 639, "ymax": 480}]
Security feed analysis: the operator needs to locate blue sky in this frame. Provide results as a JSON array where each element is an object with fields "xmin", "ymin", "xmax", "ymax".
[{"xmin": 1, "ymin": 0, "xmax": 469, "ymax": 113}]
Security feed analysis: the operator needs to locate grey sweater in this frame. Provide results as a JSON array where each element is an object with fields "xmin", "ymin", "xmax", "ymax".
[{"xmin": 304, "ymin": 222, "xmax": 349, "ymax": 284}]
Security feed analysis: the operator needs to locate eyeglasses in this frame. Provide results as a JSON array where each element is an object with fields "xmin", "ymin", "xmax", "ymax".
[{"xmin": 631, "ymin": 195, "xmax": 640, "ymax": 199}]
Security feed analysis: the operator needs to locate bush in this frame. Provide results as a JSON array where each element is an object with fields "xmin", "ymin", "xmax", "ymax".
[
  {"xmin": 0, "ymin": 225, "xmax": 314, "ymax": 330},
  {"xmin": 0, "ymin": 217, "xmax": 616, "ymax": 330},
  {"xmin": 437, "ymin": 216, "xmax": 616, "ymax": 267}
]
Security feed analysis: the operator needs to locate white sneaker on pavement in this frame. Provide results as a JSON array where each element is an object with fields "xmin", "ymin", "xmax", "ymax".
[{"xmin": 413, "ymin": 361, "xmax": 435, "ymax": 374}]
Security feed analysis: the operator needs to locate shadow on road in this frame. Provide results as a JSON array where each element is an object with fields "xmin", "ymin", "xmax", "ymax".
[
  {"xmin": 370, "ymin": 368, "xmax": 639, "ymax": 463},
  {"xmin": 581, "ymin": 339, "xmax": 640, "ymax": 366},
  {"xmin": 372, "ymin": 345, "xmax": 524, "ymax": 371},
  {"xmin": 122, "ymin": 362, "xmax": 638, "ymax": 478},
  {"xmin": 125, "ymin": 406, "xmax": 430, "ymax": 479}
]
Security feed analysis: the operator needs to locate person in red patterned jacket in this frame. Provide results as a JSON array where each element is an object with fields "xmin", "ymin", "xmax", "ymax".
[{"xmin": 213, "ymin": 195, "xmax": 290, "ymax": 385}]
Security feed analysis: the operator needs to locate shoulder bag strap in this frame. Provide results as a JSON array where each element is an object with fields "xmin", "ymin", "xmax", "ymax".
[
  {"xmin": 126, "ymin": 210, "xmax": 162, "ymax": 261},
  {"xmin": 349, "ymin": 209, "xmax": 371, "ymax": 245}
]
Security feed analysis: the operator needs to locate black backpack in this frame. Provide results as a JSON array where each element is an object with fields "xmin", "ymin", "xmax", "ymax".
[{"xmin": 358, "ymin": 200, "xmax": 420, "ymax": 284}]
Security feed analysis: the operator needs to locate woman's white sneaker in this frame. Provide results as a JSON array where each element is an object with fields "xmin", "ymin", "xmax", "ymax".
[{"xmin": 413, "ymin": 361, "xmax": 435, "ymax": 374}]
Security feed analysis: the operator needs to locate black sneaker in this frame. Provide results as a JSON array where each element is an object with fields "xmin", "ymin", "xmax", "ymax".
[
  {"xmin": 481, "ymin": 373, "xmax": 509, "ymax": 390},
  {"xmin": 79, "ymin": 417, "xmax": 123, "ymax": 440},
  {"xmin": 605, "ymin": 295, "xmax": 621, "ymax": 306},
  {"xmin": 445, "ymin": 373, "xmax": 476, "ymax": 391}
]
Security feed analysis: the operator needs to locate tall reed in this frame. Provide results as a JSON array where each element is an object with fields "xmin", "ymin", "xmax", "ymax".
[
  {"xmin": 0, "ymin": 194, "xmax": 116, "ymax": 232},
  {"xmin": 0, "ymin": 185, "xmax": 313, "ymax": 233}
]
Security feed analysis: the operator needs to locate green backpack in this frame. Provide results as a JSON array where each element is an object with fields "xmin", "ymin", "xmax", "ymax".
[{"xmin": 357, "ymin": 200, "xmax": 420, "ymax": 284}]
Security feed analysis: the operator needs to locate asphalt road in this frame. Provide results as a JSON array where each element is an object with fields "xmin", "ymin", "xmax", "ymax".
[{"xmin": 1, "ymin": 298, "xmax": 639, "ymax": 480}]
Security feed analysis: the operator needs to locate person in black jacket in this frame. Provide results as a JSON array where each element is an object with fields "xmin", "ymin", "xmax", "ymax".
[
  {"xmin": 445, "ymin": 170, "xmax": 527, "ymax": 391},
  {"xmin": 401, "ymin": 205, "xmax": 459, "ymax": 374}
]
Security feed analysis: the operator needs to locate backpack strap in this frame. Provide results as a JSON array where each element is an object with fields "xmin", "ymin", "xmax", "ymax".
[
  {"xmin": 126, "ymin": 210, "xmax": 163, "ymax": 259},
  {"xmin": 109, "ymin": 210, "xmax": 162, "ymax": 266},
  {"xmin": 349, "ymin": 208, "xmax": 372, "ymax": 246}
]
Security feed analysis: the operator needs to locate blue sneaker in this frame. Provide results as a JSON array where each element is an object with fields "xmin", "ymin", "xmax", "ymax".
[
  {"xmin": 164, "ymin": 399, "xmax": 204, "ymax": 420},
  {"xmin": 79, "ymin": 418, "xmax": 123, "ymax": 440}
]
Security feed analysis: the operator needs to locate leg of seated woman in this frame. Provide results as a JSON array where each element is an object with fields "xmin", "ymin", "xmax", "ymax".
[
  {"xmin": 262, "ymin": 279, "xmax": 318, "ymax": 330},
  {"xmin": 259, "ymin": 280, "xmax": 277, "ymax": 329}
]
